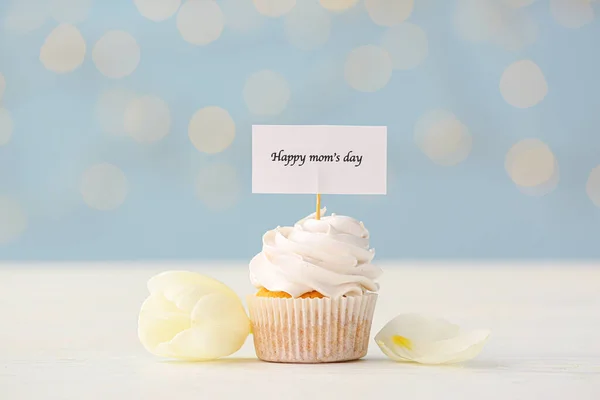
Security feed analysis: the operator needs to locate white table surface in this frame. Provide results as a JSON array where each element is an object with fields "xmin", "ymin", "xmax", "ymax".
[{"xmin": 1, "ymin": 263, "xmax": 599, "ymax": 399}]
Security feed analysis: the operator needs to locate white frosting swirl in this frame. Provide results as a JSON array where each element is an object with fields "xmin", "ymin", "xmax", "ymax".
[{"xmin": 249, "ymin": 208, "xmax": 382, "ymax": 298}]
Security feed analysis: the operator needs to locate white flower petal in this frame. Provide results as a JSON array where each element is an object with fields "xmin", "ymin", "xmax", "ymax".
[
  {"xmin": 156, "ymin": 324, "xmax": 245, "ymax": 360},
  {"xmin": 410, "ymin": 330, "xmax": 491, "ymax": 364},
  {"xmin": 190, "ymin": 292, "xmax": 248, "ymax": 326},
  {"xmin": 147, "ymin": 270, "xmax": 238, "ymax": 313},
  {"xmin": 436, "ymin": 330, "xmax": 490, "ymax": 364},
  {"xmin": 376, "ymin": 340, "xmax": 411, "ymax": 362},
  {"xmin": 377, "ymin": 313, "xmax": 460, "ymax": 342},
  {"xmin": 375, "ymin": 313, "xmax": 490, "ymax": 365},
  {"xmin": 139, "ymin": 271, "xmax": 250, "ymax": 361},
  {"xmin": 138, "ymin": 294, "xmax": 190, "ymax": 352}
]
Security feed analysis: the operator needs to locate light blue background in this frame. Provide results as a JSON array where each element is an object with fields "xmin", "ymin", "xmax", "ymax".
[{"xmin": 0, "ymin": 0, "xmax": 599, "ymax": 261}]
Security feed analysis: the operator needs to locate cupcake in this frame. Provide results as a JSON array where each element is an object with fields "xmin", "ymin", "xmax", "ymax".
[{"xmin": 247, "ymin": 208, "xmax": 382, "ymax": 363}]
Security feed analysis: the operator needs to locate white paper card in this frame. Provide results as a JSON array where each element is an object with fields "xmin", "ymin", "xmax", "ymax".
[{"xmin": 252, "ymin": 125, "xmax": 387, "ymax": 194}]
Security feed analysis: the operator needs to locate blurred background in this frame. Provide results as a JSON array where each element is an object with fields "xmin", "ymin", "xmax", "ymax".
[{"xmin": 0, "ymin": 0, "xmax": 599, "ymax": 261}]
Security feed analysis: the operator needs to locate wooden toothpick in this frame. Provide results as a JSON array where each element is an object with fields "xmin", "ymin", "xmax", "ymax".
[{"xmin": 316, "ymin": 193, "xmax": 321, "ymax": 220}]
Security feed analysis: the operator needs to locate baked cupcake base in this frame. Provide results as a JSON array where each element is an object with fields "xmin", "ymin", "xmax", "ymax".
[{"xmin": 247, "ymin": 293, "xmax": 377, "ymax": 363}]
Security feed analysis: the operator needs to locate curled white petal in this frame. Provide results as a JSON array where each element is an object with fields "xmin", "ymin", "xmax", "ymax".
[
  {"xmin": 375, "ymin": 313, "xmax": 490, "ymax": 365},
  {"xmin": 138, "ymin": 271, "xmax": 250, "ymax": 360}
]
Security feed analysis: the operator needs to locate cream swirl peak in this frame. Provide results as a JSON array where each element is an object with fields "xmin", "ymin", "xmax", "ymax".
[{"xmin": 249, "ymin": 208, "xmax": 383, "ymax": 298}]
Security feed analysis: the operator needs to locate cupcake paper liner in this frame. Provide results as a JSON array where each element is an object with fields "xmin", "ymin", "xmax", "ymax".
[{"xmin": 247, "ymin": 293, "xmax": 378, "ymax": 363}]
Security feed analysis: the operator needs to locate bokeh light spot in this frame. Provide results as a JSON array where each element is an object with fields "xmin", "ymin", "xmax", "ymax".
[
  {"xmin": 500, "ymin": 60, "xmax": 548, "ymax": 109},
  {"xmin": 586, "ymin": 166, "xmax": 600, "ymax": 207},
  {"xmin": 177, "ymin": 0, "xmax": 224, "ymax": 45},
  {"xmin": 320, "ymin": 0, "xmax": 358, "ymax": 11},
  {"xmin": 319, "ymin": 0, "xmax": 358, "ymax": 12},
  {"xmin": 414, "ymin": 110, "xmax": 472, "ymax": 166},
  {"xmin": 517, "ymin": 160, "xmax": 559, "ymax": 197},
  {"xmin": 454, "ymin": 0, "xmax": 500, "ymax": 43},
  {"xmin": 253, "ymin": 0, "xmax": 296, "ymax": 17},
  {"xmin": 381, "ymin": 23, "xmax": 428, "ymax": 70},
  {"xmin": 3, "ymin": 0, "xmax": 48, "ymax": 34},
  {"xmin": 243, "ymin": 70, "xmax": 291, "ymax": 116},
  {"xmin": 124, "ymin": 95, "xmax": 171, "ymax": 143},
  {"xmin": 0, "ymin": 196, "xmax": 28, "ymax": 245},
  {"xmin": 344, "ymin": 45, "xmax": 392, "ymax": 92},
  {"xmin": 492, "ymin": 10, "xmax": 539, "ymax": 52},
  {"xmin": 550, "ymin": 0, "xmax": 594, "ymax": 29},
  {"xmin": 454, "ymin": 0, "xmax": 538, "ymax": 51},
  {"xmin": 365, "ymin": 0, "xmax": 414, "ymax": 27},
  {"xmin": 40, "ymin": 24, "xmax": 86, "ymax": 74},
  {"xmin": 505, "ymin": 139, "xmax": 557, "ymax": 193},
  {"xmin": 80, "ymin": 163, "xmax": 128, "ymax": 211},
  {"xmin": 134, "ymin": 0, "xmax": 181, "ymax": 21},
  {"xmin": 189, "ymin": 106, "xmax": 236, "ymax": 154},
  {"xmin": 285, "ymin": 2, "xmax": 331, "ymax": 51},
  {"xmin": 93, "ymin": 30, "xmax": 141, "ymax": 79}
]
